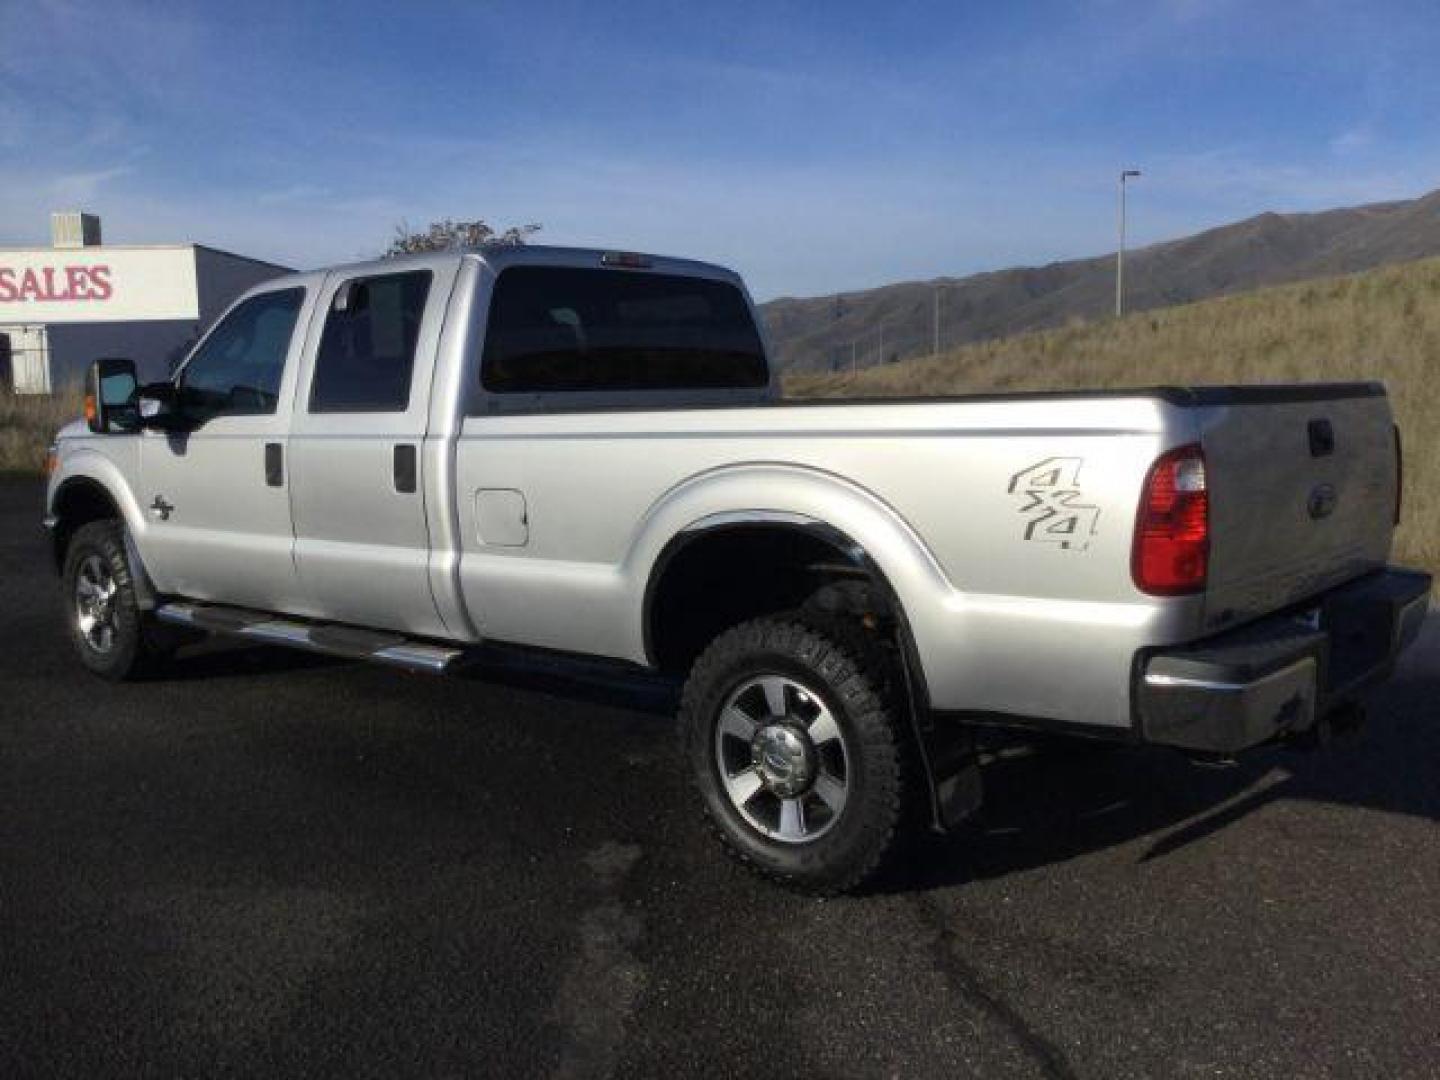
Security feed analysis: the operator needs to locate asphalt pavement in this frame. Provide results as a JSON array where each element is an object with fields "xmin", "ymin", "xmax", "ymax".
[{"xmin": 2, "ymin": 476, "xmax": 1437, "ymax": 1078}]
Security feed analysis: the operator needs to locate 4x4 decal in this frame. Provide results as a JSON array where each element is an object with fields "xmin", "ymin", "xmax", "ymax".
[{"xmin": 1008, "ymin": 457, "xmax": 1099, "ymax": 550}]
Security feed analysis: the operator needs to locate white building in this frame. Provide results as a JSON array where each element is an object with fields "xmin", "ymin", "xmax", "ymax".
[{"xmin": 0, "ymin": 212, "xmax": 290, "ymax": 393}]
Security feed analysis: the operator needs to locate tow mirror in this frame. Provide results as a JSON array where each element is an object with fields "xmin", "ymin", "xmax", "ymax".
[
  {"xmin": 135, "ymin": 382, "xmax": 189, "ymax": 432},
  {"xmin": 84, "ymin": 357, "xmax": 138, "ymax": 434}
]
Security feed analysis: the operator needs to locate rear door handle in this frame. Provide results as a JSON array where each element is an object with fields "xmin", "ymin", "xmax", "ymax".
[
  {"xmin": 264, "ymin": 440, "xmax": 283, "ymax": 489},
  {"xmin": 264, "ymin": 442, "xmax": 284, "ymax": 487},
  {"xmin": 393, "ymin": 444, "xmax": 417, "ymax": 493}
]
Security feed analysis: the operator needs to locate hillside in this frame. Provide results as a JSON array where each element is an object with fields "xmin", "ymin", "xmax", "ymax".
[
  {"xmin": 762, "ymin": 187, "xmax": 1440, "ymax": 373},
  {"xmin": 786, "ymin": 255, "xmax": 1440, "ymax": 577}
]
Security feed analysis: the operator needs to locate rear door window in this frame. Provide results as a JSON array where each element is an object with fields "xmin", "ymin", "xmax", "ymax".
[
  {"xmin": 481, "ymin": 267, "xmax": 767, "ymax": 393},
  {"xmin": 310, "ymin": 270, "xmax": 432, "ymax": 413}
]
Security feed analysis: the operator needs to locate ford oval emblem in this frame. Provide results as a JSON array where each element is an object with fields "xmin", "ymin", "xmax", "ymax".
[{"xmin": 1308, "ymin": 483, "xmax": 1338, "ymax": 520}]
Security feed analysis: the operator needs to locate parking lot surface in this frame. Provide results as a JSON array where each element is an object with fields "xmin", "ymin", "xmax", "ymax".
[{"xmin": 3, "ymin": 478, "xmax": 1437, "ymax": 1078}]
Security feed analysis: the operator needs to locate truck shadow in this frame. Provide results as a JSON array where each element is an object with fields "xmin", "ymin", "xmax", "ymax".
[
  {"xmin": 151, "ymin": 639, "xmax": 344, "ymax": 681},
  {"xmin": 153, "ymin": 600, "xmax": 1440, "ymax": 897},
  {"xmin": 892, "ymin": 653, "xmax": 1440, "ymax": 893},
  {"xmin": 438, "ymin": 627, "xmax": 1440, "ymax": 896}
]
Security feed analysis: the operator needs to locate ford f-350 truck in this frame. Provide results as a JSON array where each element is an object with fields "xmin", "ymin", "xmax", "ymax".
[{"xmin": 44, "ymin": 245, "xmax": 1431, "ymax": 892}]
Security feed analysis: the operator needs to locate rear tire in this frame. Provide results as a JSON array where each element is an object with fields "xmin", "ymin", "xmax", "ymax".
[
  {"xmin": 679, "ymin": 615, "xmax": 916, "ymax": 894},
  {"xmin": 62, "ymin": 520, "xmax": 174, "ymax": 681}
]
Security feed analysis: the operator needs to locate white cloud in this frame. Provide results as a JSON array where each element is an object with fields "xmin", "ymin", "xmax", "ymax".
[
  {"xmin": 1329, "ymin": 127, "xmax": 1375, "ymax": 157},
  {"xmin": 50, "ymin": 165, "xmax": 134, "ymax": 205},
  {"xmin": 1142, "ymin": 145, "xmax": 1438, "ymax": 210}
]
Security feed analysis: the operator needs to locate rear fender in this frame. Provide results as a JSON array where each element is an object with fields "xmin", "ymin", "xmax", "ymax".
[{"xmin": 626, "ymin": 463, "xmax": 980, "ymax": 829}]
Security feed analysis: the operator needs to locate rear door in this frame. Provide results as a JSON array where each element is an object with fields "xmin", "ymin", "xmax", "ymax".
[
  {"xmin": 287, "ymin": 261, "xmax": 456, "ymax": 637},
  {"xmin": 1200, "ymin": 385, "xmax": 1398, "ymax": 628},
  {"xmin": 138, "ymin": 282, "xmax": 316, "ymax": 609}
]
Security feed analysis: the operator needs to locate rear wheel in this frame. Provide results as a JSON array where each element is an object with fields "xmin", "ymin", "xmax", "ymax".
[
  {"xmin": 679, "ymin": 616, "xmax": 916, "ymax": 894},
  {"xmin": 62, "ymin": 520, "xmax": 173, "ymax": 681}
]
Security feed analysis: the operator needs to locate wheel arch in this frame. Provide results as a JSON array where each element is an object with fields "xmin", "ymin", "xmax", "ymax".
[
  {"xmin": 631, "ymin": 465, "xmax": 980, "ymax": 831},
  {"xmin": 630, "ymin": 464, "xmax": 950, "ymax": 673},
  {"xmin": 641, "ymin": 513, "xmax": 905, "ymax": 673},
  {"xmin": 48, "ymin": 457, "xmax": 155, "ymax": 607}
]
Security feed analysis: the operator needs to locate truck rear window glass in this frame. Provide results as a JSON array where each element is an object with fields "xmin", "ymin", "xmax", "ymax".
[
  {"xmin": 310, "ymin": 270, "xmax": 431, "ymax": 413},
  {"xmin": 481, "ymin": 267, "xmax": 767, "ymax": 393}
]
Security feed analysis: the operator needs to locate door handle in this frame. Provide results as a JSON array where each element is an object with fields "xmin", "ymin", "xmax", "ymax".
[
  {"xmin": 264, "ymin": 442, "xmax": 284, "ymax": 487},
  {"xmin": 1307, "ymin": 418, "xmax": 1335, "ymax": 458},
  {"xmin": 393, "ymin": 444, "xmax": 417, "ymax": 493}
]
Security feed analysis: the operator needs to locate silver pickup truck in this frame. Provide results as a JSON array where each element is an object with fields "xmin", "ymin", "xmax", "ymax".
[{"xmin": 44, "ymin": 245, "xmax": 1431, "ymax": 892}]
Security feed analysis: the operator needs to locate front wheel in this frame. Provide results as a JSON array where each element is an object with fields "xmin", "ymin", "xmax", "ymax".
[
  {"xmin": 62, "ymin": 520, "xmax": 173, "ymax": 681},
  {"xmin": 679, "ymin": 616, "xmax": 916, "ymax": 894}
]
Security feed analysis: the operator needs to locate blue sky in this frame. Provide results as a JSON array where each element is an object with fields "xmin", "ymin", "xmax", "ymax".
[{"xmin": 3, "ymin": 0, "xmax": 1440, "ymax": 299}]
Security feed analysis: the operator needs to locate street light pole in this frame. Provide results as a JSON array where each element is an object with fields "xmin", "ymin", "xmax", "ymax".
[
  {"xmin": 933, "ymin": 284, "xmax": 941, "ymax": 356},
  {"xmin": 1115, "ymin": 169, "xmax": 1141, "ymax": 318}
]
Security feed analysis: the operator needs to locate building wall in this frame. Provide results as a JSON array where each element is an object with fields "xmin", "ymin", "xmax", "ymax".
[
  {"xmin": 0, "ymin": 325, "xmax": 50, "ymax": 393},
  {"xmin": 0, "ymin": 247, "xmax": 201, "ymax": 323},
  {"xmin": 194, "ymin": 246, "xmax": 291, "ymax": 325},
  {"xmin": 46, "ymin": 320, "xmax": 203, "ymax": 388},
  {"xmin": 0, "ymin": 243, "xmax": 292, "ymax": 392}
]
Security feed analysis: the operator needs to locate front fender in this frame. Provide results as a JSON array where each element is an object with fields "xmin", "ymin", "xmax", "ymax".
[{"xmin": 49, "ymin": 447, "xmax": 149, "ymax": 540}]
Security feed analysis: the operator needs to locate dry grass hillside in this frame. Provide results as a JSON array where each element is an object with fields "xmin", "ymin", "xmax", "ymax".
[
  {"xmin": 0, "ymin": 391, "xmax": 81, "ymax": 475},
  {"xmin": 763, "ymin": 187, "xmax": 1440, "ymax": 373},
  {"xmin": 788, "ymin": 255, "xmax": 1440, "ymax": 577}
]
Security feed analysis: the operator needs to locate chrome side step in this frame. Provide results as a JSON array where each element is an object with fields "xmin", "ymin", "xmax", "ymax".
[{"xmin": 154, "ymin": 601, "xmax": 467, "ymax": 674}]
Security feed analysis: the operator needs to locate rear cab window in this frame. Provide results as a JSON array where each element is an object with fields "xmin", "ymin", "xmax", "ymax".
[
  {"xmin": 478, "ymin": 266, "xmax": 768, "ymax": 404},
  {"xmin": 310, "ymin": 270, "xmax": 432, "ymax": 413}
]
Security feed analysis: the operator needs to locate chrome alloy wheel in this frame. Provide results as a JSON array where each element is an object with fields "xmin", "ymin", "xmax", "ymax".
[
  {"xmin": 74, "ymin": 554, "xmax": 119, "ymax": 654},
  {"xmin": 714, "ymin": 675, "xmax": 850, "ymax": 843}
]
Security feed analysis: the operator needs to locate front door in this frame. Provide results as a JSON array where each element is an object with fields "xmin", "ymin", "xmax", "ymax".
[
  {"xmin": 286, "ymin": 263, "xmax": 453, "ymax": 638},
  {"xmin": 138, "ymin": 283, "xmax": 316, "ymax": 611}
]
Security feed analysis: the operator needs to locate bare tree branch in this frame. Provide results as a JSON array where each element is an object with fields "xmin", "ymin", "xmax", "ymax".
[{"xmin": 384, "ymin": 219, "xmax": 542, "ymax": 256}]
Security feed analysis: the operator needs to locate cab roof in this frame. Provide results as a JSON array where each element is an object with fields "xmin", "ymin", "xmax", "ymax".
[{"xmin": 287, "ymin": 244, "xmax": 742, "ymax": 288}]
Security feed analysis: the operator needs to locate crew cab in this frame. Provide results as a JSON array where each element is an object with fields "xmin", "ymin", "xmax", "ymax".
[{"xmin": 44, "ymin": 245, "xmax": 1431, "ymax": 892}]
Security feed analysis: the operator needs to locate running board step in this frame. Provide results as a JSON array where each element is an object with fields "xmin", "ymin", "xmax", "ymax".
[{"xmin": 154, "ymin": 602, "xmax": 466, "ymax": 674}]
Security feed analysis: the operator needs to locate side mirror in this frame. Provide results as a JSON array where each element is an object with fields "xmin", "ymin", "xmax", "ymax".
[
  {"xmin": 135, "ymin": 382, "xmax": 191, "ymax": 432},
  {"xmin": 84, "ymin": 358, "xmax": 138, "ymax": 434}
]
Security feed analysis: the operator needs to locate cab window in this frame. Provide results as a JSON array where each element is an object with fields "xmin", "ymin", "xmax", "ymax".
[
  {"xmin": 309, "ymin": 270, "xmax": 432, "ymax": 413},
  {"xmin": 179, "ymin": 288, "xmax": 305, "ymax": 422},
  {"xmin": 480, "ymin": 267, "xmax": 767, "ymax": 394}
]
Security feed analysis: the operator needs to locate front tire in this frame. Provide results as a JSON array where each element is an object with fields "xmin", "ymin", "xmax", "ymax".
[
  {"xmin": 679, "ymin": 616, "xmax": 916, "ymax": 894},
  {"xmin": 62, "ymin": 520, "xmax": 172, "ymax": 681}
]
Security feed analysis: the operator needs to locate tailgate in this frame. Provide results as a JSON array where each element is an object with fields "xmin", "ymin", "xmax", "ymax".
[{"xmin": 1200, "ymin": 384, "xmax": 1398, "ymax": 628}]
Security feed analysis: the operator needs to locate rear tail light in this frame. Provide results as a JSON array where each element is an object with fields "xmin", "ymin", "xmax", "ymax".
[{"xmin": 1133, "ymin": 443, "xmax": 1208, "ymax": 595}]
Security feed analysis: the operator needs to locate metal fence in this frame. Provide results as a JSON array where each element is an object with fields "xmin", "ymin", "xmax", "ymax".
[{"xmin": 0, "ymin": 328, "xmax": 52, "ymax": 394}]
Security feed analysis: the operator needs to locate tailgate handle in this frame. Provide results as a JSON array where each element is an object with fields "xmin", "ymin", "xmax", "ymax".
[{"xmin": 1308, "ymin": 419, "xmax": 1334, "ymax": 458}]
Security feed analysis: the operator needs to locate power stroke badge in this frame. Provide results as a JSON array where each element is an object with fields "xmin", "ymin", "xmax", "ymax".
[{"xmin": 1008, "ymin": 457, "xmax": 1100, "ymax": 550}]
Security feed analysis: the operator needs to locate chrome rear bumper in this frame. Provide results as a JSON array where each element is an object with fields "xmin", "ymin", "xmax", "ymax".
[{"xmin": 1138, "ymin": 568, "xmax": 1430, "ymax": 754}]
